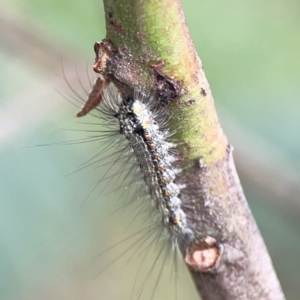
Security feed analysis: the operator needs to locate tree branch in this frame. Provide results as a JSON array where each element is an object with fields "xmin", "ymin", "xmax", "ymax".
[{"xmin": 91, "ymin": 0, "xmax": 285, "ymax": 299}]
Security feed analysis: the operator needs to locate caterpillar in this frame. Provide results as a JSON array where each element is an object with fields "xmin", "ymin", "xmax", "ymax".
[
  {"xmin": 67, "ymin": 76, "xmax": 197, "ymax": 299},
  {"xmin": 79, "ymin": 79, "xmax": 190, "ymax": 239}
]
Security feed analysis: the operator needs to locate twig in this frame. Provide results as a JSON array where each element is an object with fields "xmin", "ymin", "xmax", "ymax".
[{"xmin": 95, "ymin": 0, "xmax": 286, "ymax": 299}]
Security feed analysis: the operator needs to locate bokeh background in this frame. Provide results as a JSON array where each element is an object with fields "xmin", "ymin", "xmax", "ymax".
[{"xmin": 1, "ymin": 1, "xmax": 299, "ymax": 299}]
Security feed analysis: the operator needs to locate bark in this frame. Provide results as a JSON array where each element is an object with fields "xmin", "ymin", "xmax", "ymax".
[{"xmin": 92, "ymin": 0, "xmax": 285, "ymax": 299}]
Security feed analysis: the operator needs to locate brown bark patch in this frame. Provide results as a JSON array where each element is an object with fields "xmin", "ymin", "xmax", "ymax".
[
  {"xmin": 150, "ymin": 61, "xmax": 183, "ymax": 105},
  {"xmin": 185, "ymin": 236, "xmax": 220, "ymax": 271}
]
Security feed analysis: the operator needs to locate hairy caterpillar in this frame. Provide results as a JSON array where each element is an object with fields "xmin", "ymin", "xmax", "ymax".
[
  {"xmin": 66, "ymin": 75, "xmax": 197, "ymax": 299},
  {"xmin": 83, "ymin": 80, "xmax": 191, "ymax": 230}
]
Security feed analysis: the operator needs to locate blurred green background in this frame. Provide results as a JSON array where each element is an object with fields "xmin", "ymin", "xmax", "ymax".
[{"xmin": 1, "ymin": 1, "xmax": 299, "ymax": 299}]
